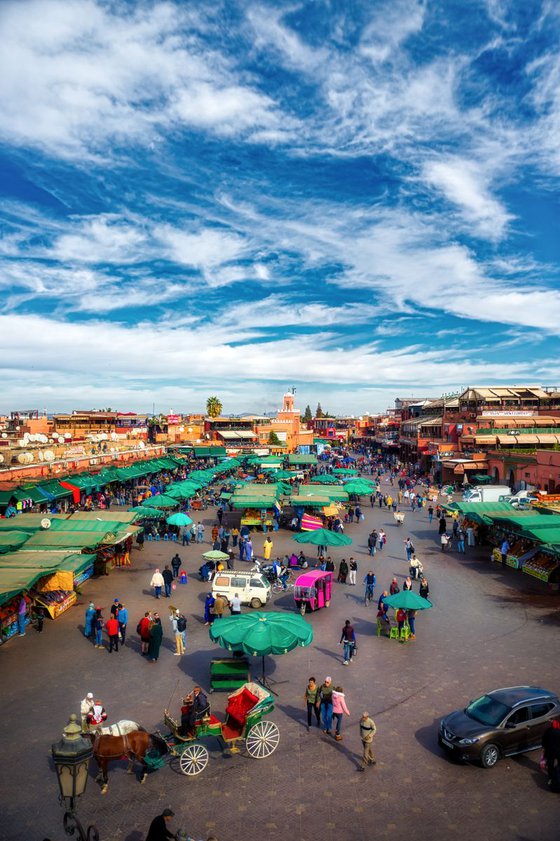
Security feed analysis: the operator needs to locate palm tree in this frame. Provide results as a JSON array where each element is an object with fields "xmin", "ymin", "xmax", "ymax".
[{"xmin": 206, "ymin": 396, "xmax": 223, "ymax": 418}]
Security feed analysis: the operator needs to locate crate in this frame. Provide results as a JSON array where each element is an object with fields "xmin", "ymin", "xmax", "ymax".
[{"xmin": 210, "ymin": 657, "xmax": 250, "ymax": 692}]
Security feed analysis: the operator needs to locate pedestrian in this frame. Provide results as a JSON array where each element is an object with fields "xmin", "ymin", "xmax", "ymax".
[
  {"xmin": 94, "ymin": 607, "xmax": 104, "ymax": 649},
  {"xmin": 378, "ymin": 529, "xmax": 386, "ymax": 550},
  {"xmin": 162, "ymin": 565, "xmax": 173, "ymax": 598},
  {"xmin": 136, "ymin": 530, "xmax": 144, "ymax": 551},
  {"xmin": 440, "ymin": 533, "xmax": 449, "ymax": 552},
  {"xmin": 428, "ymin": 505, "xmax": 434, "ymax": 523},
  {"xmin": 396, "ymin": 607, "xmax": 407, "ymax": 638},
  {"xmin": 367, "ymin": 531, "xmax": 377, "ymax": 556},
  {"xmin": 332, "ymin": 686, "xmax": 350, "ymax": 741},
  {"xmin": 304, "ymin": 676, "xmax": 321, "ymax": 730},
  {"xmin": 501, "ymin": 538, "xmax": 510, "ymax": 566},
  {"xmin": 171, "ymin": 553, "xmax": 182, "ymax": 578},
  {"xmin": 419, "ymin": 576, "xmax": 430, "ymax": 600},
  {"xmin": 363, "ymin": 570, "xmax": 376, "ymax": 604},
  {"xmin": 263, "ymin": 536, "xmax": 273, "ymax": 561},
  {"xmin": 358, "ymin": 711, "xmax": 377, "ymax": 770},
  {"xmin": 355, "ymin": 505, "xmax": 362, "ymax": 522},
  {"xmin": 466, "ymin": 524, "xmax": 476, "ymax": 547},
  {"xmin": 211, "ymin": 524, "xmax": 219, "ymax": 543},
  {"xmin": 203, "ymin": 593, "xmax": 215, "ymax": 625},
  {"xmin": 145, "ymin": 808, "xmax": 176, "ymax": 841},
  {"xmin": 117, "ymin": 603, "xmax": 128, "ymax": 644},
  {"xmin": 407, "ymin": 608, "xmax": 417, "ymax": 639},
  {"xmin": 148, "ymin": 613, "xmax": 163, "ymax": 662},
  {"xmin": 80, "ymin": 692, "xmax": 95, "ymax": 731},
  {"xmin": 196, "ymin": 522, "xmax": 205, "ymax": 543},
  {"xmin": 337, "ymin": 558, "xmax": 348, "ymax": 583},
  {"xmin": 150, "ymin": 568, "xmax": 164, "ymax": 599},
  {"xmin": 138, "ymin": 611, "xmax": 152, "ymax": 655},
  {"xmin": 541, "ymin": 718, "xmax": 560, "ymax": 793},
  {"xmin": 456, "ymin": 527, "xmax": 465, "ymax": 553},
  {"xmin": 403, "ymin": 576, "xmax": 412, "ymax": 591},
  {"xmin": 348, "ymin": 557, "xmax": 357, "ymax": 585},
  {"xmin": 84, "ymin": 601, "xmax": 96, "ymax": 639},
  {"xmin": 213, "ymin": 594, "xmax": 227, "ymax": 619},
  {"xmin": 404, "ymin": 537, "xmax": 414, "ymax": 562},
  {"xmin": 230, "ymin": 593, "xmax": 241, "ymax": 616},
  {"xmin": 171, "ymin": 609, "xmax": 185, "ymax": 656},
  {"xmin": 438, "ymin": 516, "xmax": 447, "ymax": 536},
  {"xmin": 106, "ymin": 613, "xmax": 119, "ymax": 653},
  {"xmin": 231, "ymin": 527, "xmax": 239, "ymax": 547},
  {"xmin": 389, "ymin": 577, "xmax": 400, "ymax": 595},
  {"xmin": 34, "ymin": 605, "xmax": 45, "ymax": 632},
  {"xmin": 340, "ymin": 619, "xmax": 356, "ymax": 665},
  {"xmin": 245, "ymin": 538, "xmax": 253, "ymax": 563},
  {"xmin": 319, "ymin": 676, "xmax": 334, "ymax": 735},
  {"xmin": 110, "ymin": 598, "xmax": 119, "ymax": 619}
]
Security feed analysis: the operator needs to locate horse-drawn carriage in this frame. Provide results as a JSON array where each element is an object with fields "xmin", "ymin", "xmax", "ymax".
[{"xmin": 150, "ymin": 682, "xmax": 280, "ymax": 776}]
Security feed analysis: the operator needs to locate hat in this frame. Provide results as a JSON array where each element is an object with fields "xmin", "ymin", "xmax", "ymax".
[
  {"xmin": 86, "ymin": 693, "xmax": 94, "ymax": 700},
  {"xmin": 114, "ymin": 598, "xmax": 119, "ymax": 603},
  {"xmin": 162, "ymin": 808, "xmax": 174, "ymax": 818}
]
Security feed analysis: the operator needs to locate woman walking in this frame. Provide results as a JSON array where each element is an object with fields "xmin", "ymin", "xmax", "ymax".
[
  {"xmin": 332, "ymin": 686, "xmax": 350, "ymax": 741},
  {"xmin": 148, "ymin": 614, "xmax": 163, "ymax": 662},
  {"xmin": 150, "ymin": 568, "xmax": 164, "ymax": 599},
  {"xmin": 303, "ymin": 676, "xmax": 321, "ymax": 731}
]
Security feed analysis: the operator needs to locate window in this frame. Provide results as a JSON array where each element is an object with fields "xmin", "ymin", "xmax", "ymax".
[
  {"xmin": 507, "ymin": 707, "xmax": 529, "ymax": 726},
  {"xmin": 250, "ymin": 578, "xmax": 264, "ymax": 588},
  {"xmin": 232, "ymin": 577, "xmax": 247, "ymax": 589},
  {"xmin": 529, "ymin": 702, "xmax": 555, "ymax": 720},
  {"xmin": 214, "ymin": 576, "xmax": 229, "ymax": 587}
]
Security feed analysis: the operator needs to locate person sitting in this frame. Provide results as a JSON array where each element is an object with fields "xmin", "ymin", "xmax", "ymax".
[
  {"xmin": 180, "ymin": 686, "xmax": 210, "ymax": 736},
  {"xmin": 298, "ymin": 551, "xmax": 308, "ymax": 569},
  {"xmin": 409, "ymin": 555, "xmax": 423, "ymax": 579},
  {"xmin": 377, "ymin": 609, "xmax": 391, "ymax": 637}
]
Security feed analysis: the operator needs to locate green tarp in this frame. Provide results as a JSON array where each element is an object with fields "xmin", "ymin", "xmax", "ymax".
[
  {"xmin": 289, "ymin": 495, "xmax": 331, "ymax": 507},
  {"xmin": 471, "ymin": 474, "xmax": 493, "ymax": 484},
  {"xmin": 0, "ymin": 514, "xmax": 65, "ymax": 533},
  {"xmin": 288, "ymin": 454, "xmax": 318, "ymax": 465},
  {"xmin": 50, "ymin": 519, "xmax": 134, "ymax": 533},
  {"xmin": 193, "ymin": 447, "xmax": 227, "ymax": 457},
  {"xmin": 230, "ymin": 499, "xmax": 278, "ymax": 509},
  {"xmin": 0, "ymin": 531, "xmax": 31, "ymax": 553},
  {"xmin": 35, "ymin": 480, "xmax": 73, "ymax": 500},
  {"xmin": 0, "ymin": 567, "xmax": 58, "ymax": 606},
  {"xmin": 0, "ymin": 490, "xmax": 15, "ymax": 506},
  {"xmin": 298, "ymin": 485, "xmax": 348, "ymax": 501}
]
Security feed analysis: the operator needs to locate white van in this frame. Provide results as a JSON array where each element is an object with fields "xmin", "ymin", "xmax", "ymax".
[
  {"xmin": 212, "ymin": 571, "xmax": 271, "ymax": 609},
  {"xmin": 462, "ymin": 485, "xmax": 511, "ymax": 503}
]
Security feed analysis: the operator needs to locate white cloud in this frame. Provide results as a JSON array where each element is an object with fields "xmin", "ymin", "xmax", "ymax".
[
  {"xmin": 155, "ymin": 225, "xmax": 247, "ymax": 277},
  {"xmin": 422, "ymin": 157, "xmax": 513, "ymax": 240},
  {"xmin": 359, "ymin": 0, "xmax": 426, "ymax": 64},
  {"xmin": 52, "ymin": 215, "xmax": 147, "ymax": 263}
]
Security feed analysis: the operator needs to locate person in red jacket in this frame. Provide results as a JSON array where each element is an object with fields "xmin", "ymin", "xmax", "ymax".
[
  {"xmin": 396, "ymin": 608, "xmax": 407, "ymax": 638},
  {"xmin": 106, "ymin": 614, "xmax": 120, "ymax": 653},
  {"xmin": 138, "ymin": 612, "xmax": 152, "ymax": 656}
]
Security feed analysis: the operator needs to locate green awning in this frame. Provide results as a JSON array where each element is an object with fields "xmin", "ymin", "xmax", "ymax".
[
  {"xmin": 50, "ymin": 518, "xmax": 135, "ymax": 533},
  {"xmin": 60, "ymin": 473, "xmax": 99, "ymax": 493},
  {"xmin": 0, "ymin": 491, "xmax": 15, "ymax": 506},
  {"xmin": 471, "ymin": 474, "xmax": 493, "ymax": 484},
  {"xmin": 95, "ymin": 467, "xmax": 122, "ymax": 485},
  {"xmin": 0, "ymin": 530, "xmax": 31, "ymax": 553},
  {"xmin": 193, "ymin": 446, "xmax": 227, "ymax": 457},
  {"xmin": 230, "ymin": 499, "xmax": 278, "ymax": 509},
  {"xmin": 288, "ymin": 454, "xmax": 318, "ymax": 465},
  {"xmin": 289, "ymin": 495, "xmax": 331, "ymax": 507},
  {"xmin": 35, "ymin": 480, "xmax": 73, "ymax": 500},
  {"xmin": 0, "ymin": 567, "xmax": 59, "ymax": 606},
  {"xmin": 298, "ymin": 485, "xmax": 348, "ymax": 501},
  {"xmin": 22, "ymin": 531, "xmax": 107, "ymax": 550}
]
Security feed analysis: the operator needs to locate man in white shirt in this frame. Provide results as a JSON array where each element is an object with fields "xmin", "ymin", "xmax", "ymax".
[{"xmin": 230, "ymin": 593, "xmax": 241, "ymax": 615}]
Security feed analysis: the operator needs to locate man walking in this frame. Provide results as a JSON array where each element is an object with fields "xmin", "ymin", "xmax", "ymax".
[
  {"xmin": 196, "ymin": 522, "xmax": 205, "ymax": 544},
  {"xmin": 348, "ymin": 557, "xmax": 358, "ymax": 586},
  {"xmin": 340, "ymin": 620, "xmax": 356, "ymax": 665},
  {"xmin": 171, "ymin": 553, "xmax": 182, "ymax": 578},
  {"xmin": 162, "ymin": 565, "xmax": 173, "ymax": 598},
  {"xmin": 367, "ymin": 531, "xmax": 377, "ymax": 557},
  {"xmin": 117, "ymin": 602, "xmax": 128, "ymax": 645},
  {"xmin": 358, "ymin": 711, "xmax": 377, "ymax": 770},
  {"xmin": 318, "ymin": 676, "xmax": 334, "ymax": 735}
]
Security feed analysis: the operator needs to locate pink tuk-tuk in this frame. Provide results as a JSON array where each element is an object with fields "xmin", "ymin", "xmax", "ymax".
[{"xmin": 294, "ymin": 570, "xmax": 333, "ymax": 615}]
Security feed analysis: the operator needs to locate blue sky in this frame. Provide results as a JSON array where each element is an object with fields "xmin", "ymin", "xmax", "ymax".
[{"xmin": 1, "ymin": 0, "xmax": 559, "ymax": 416}]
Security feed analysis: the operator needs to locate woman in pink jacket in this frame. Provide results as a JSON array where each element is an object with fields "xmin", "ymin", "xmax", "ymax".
[{"xmin": 332, "ymin": 686, "xmax": 350, "ymax": 741}]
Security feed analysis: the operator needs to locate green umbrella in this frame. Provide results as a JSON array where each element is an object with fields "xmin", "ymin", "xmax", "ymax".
[
  {"xmin": 343, "ymin": 479, "xmax": 377, "ymax": 495},
  {"xmin": 166, "ymin": 512, "xmax": 193, "ymax": 526},
  {"xmin": 209, "ymin": 611, "xmax": 313, "ymax": 688},
  {"xmin": 292, "ymin": 528, "xmax": 352, "ymax": 547},
  {"xmin": 331, "ymin": 468, "xmax": 357, "ymax": 476},
  {"xmin": 129, "ymin": 506, "xmax": 165, "ymax": 519},
  {"xmin": 309, "ymin": 474, "xmax": 340, "ymax": 484},
  {"xmin": 202, "ymin": 550, "xmax": 230, "ymax": 561},
  {"xmin": 141, "ymin": 494, "xmax": 178, "ymax": 509},
  {"xmin": 383, "ymin": 591, "xmax": 432, "ymax": 610},
  {"xmin": 271, "ymin": 470, "xmax": 297, "ymax": 479}
]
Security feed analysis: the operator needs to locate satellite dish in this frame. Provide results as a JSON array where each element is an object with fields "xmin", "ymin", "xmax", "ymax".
[{"xmin": 41, "ymin": 518, "xmax": 51, "ymax": 530}]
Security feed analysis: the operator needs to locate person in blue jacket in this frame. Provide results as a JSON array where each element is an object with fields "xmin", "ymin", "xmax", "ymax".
[{"xmin": 84, "ymin": 602, "xmax": 96, "ymax": 640}]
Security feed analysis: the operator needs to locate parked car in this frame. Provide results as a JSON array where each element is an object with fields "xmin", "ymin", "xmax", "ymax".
[{"xmin": 438, "ymin": 685, "xmax": 560, "ymax": 768}]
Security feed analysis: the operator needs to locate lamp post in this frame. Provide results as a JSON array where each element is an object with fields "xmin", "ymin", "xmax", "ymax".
[{"xmin": 51, "ymin": 714, "xmax": 99, "ymax": 841}]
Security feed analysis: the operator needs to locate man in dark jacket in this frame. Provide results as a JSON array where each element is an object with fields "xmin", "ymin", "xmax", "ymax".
[
  {"xmin": 162, "ymin": 565, "xmax": 173, "ymax": 598},
  {"xmin": 171, "ymin": 554, "xmax": 182, "ymax": 578},
  {"xmin": 542, "ymin": 719, "xmax": 560, "ymax": 792},
  {"xmin": 146, "ymin": 808, "xmax": 175, "ymax": 841}
]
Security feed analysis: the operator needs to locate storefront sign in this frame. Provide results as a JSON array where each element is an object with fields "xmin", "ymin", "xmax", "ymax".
[{"xmin": 481, "ymin": 411, "xmax": 535, "ymax": 417}]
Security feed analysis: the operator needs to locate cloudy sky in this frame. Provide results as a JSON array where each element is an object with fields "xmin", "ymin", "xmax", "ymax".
[{"xmin": 1, "ymin": 0, "xmax": 559, "ymax": 416}]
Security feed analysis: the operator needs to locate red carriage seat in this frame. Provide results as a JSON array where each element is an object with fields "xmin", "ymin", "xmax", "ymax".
[{"xmin": 221, "ymin": 687, "xmax": 259, "ymax": 740}]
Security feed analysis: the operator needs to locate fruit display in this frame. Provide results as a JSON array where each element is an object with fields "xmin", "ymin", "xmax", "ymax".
[{"xmin": 522, "ymin": 550, "xmax": 560, "ymax": 582}]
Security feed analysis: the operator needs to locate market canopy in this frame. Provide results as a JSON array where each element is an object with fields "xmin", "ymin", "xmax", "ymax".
[
  {"xmin": 442, "ymin": 501, "xmax": 519, "ymax": 524},
  {"xmin": 0, "ymin": 530, "xmax": 31, "ymax": 554},
  {"xmin": 166, "ymin": 512, "xmax": 193, "ymax": 527},
  {"xmin": 288, "ymin": 454, "xmax": 317, "ymax": 466},
  {"xmin": 0, "ymin": 566, "xmax": 59, "ymax": 606},
  {"xmin": 289, "ymin": 495, "xmax": 332, "ymax": 508},
  {"xmin": 296, "ymin": 485, "xmax": 348, "ymax": 501},
  {"xmin": 331, "ymin": 468, "xmax": 358, "ymax": 476},
  {"xmin": 343, "ymin": 479, "xmax": 377, "ymax": 495},
  {"xmin": 309, "ymin": 474, "xmax": 340, "ymax": 484},
  {"xmin": 292, "ymin": 528, "xmax": 352, "ymax": 547},
  {"xmin": 141, "ymin": 494, "xmax": 178, "ymax": 509},
  {"xmin": 128, "ymin": 506, "xmax": 166, "ymax": 519},
  {"xmin": 471, "ymin": 474, "xmax": 493, "ymax": 484}
]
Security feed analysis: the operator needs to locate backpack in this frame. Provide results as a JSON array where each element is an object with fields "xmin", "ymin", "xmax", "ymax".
[{"xmin": 177, "ymin": 615, "xmax": 187, "ymax": 632}]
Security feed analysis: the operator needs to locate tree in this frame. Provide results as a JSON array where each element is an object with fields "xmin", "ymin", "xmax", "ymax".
[
  {"xmin": 268, "ymin": 431, "xmax": 282, "ymax": 445},
  {"xmin": 206, "ymin": 396, "xmax": 223, "ymax": 418},
  {"xmin": 315, "ymin": 403, "xmax": 324, "ymax": 418},
  {"xmin": 303, "ymin": 405, "xmax": 312, "ymax": 423}
]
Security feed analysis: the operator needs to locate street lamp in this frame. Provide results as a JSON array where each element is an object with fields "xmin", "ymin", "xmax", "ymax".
[{"xmin": 51, "ymin": 714, "xmax": 99, "ymax": 841}]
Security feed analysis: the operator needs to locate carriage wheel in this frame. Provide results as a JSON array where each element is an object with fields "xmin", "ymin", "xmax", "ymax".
[
  {"xmin": 179, "ymin": 743, "xmax": 209, "ymax": 776},
  {"xmin": 245, "ymin": 721, "xmax": 280, "ymax": 759}
]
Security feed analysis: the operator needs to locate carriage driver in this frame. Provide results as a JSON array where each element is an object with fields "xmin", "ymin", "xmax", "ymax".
[
  {"xmin": 180, "ymin": 686, "xmax": 210, "ymax": 736},
  {"xmin": 86, "ymin": 699, "xmax": 108, "ymax": 732},
  {"xmin": 80, "ymin": 692, "xmax": 95, "ymax": 731}
]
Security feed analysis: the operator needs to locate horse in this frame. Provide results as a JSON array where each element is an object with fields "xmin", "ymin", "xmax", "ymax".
[{"xmin": 90, "ymin": 730, "xmax": 168, "ymax": 794}]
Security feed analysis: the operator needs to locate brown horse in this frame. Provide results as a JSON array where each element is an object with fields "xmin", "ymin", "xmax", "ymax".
[{"xmin": 91, "ymin": 730, "xmax": 167, "ymax": 794}]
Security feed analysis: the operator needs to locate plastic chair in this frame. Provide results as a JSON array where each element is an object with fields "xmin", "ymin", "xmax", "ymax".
[
  {"xmin": 163, "ymin": 534, "xmax": 169, "ymax": 541},
  {"xmin": 389, "ymin": 626, "xmax": 400, "ymax": 641},
  {"xmin": 147, "ymin": 534, "xmax": 153, "ymax": 541}
]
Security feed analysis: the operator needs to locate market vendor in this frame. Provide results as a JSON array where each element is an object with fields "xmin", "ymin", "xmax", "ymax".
[{"xmin": 180, "ymin": 686, "xmax": 210, "ymax": 736}]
